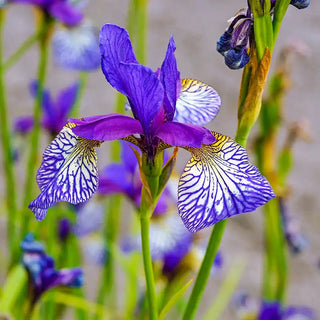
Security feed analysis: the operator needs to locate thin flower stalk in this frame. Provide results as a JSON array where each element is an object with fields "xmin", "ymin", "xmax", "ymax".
[
  {"xmin": 0, "ymin": 9, "xmax": 18, "ymax": 263},
  {"xmin": 21, "ymin": 15, "xmax": 54, "ymax": 236}
]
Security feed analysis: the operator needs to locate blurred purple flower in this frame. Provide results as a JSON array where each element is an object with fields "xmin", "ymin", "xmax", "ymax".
[
  {"xmin": 29, "ymin": 24, "xmax": 274, "ymax": 233},
  {"xmin": 57, "ymin": 218, "xmax": 72, "ymax": 242},
  {"xmin": 11, "ymin": 0, "xmax": 83, "ymax": 26},
  {"xmin": 259, "ymin": 301, "xmax": 316, "ymax": 320},
  {"xmin": 21, "ymin": 233, "xmax": 83, "ymax": 304},
  {"xmin": 15, "ymin": 81, "xmax": 79, "ymax": 136},
  {"xmin": 53, "ymin": 22, "xmax": 100, "ymax": 71},
  {"xmin": 14, "ymin": 116, "xmax": 34, "ymax": 135},
  {"xmin": 279, "ymin": 198, "xmax": 309, "ymax": 254}
]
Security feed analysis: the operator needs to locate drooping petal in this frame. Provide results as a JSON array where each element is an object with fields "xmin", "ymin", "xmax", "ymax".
[
  {"xmin": 178, "ymin": 132, "xmax": 275, "ymax": 232},
  {"xmin": 174, "ymin": 78, "xmax": 221, "ymax": 125},
  {"xmin": 52, "ymin": 23, "xmax": 100, "ymax": 71},
  {"xmin": 99, "ymin": 24, "xmax": 138, "ymax": 94},
  {"xmin": 155, "ymin": 121, "xmax": 215, "ymax": 148},
  {"xmin": 28, "ymin": 124, "xmax": 100, "ymax": 220},
  {"xmin": 224, "ymin": 47, "xmax": 250, "ymax": 70},
  {"xmin": 70, "ymin": 114, "xmax": 143, "ymax": 140},
  {"xmin": 48, "ymin": 2, "xmax": 83, "ymax": 26},
  {"xmin": 160, "ymin": 36, "xmax": 181, "ymax": 122}
]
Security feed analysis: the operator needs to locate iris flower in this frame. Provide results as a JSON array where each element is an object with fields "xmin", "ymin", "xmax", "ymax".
[
  {"xmin": 29, "ymin": 24, "xmax": 275, "ymax": 232},
  {"xmin": 217, "ymin": 0, "xmax": 310, "ymax": 69},
  {"xmin": 10, "ymin": 0, "xmax": 83, "ymax": 26},
  {"xmin": 21, "ymin": 233, "xmax": 83, "ymax": 304},
  {"xmin": 14, "ymin": 81, "xmax": 79, "ymax": 137}
]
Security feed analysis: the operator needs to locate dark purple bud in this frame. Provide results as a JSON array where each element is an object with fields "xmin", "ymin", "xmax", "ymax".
[
  {"xmin": 290, "ymin": 0, "xmax": 310, "ymax": 9},
  {"xmin": 58, "ymin": 218, "xmax": 72, "ymax": 242},
  {"xmin": 224, "ymin": 47, "xmax": 250, "ymax": 69}
]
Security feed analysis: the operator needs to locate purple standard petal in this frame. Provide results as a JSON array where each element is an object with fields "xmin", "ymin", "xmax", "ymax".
[
  {"xmin": 178, "ymin": 132, "xmax": 275, "ymax": 232},
  {"xmin": 99, "ymin": 24, "xmax": 138, "ymax": 94},
  {"xmin": 118, "ymin": 63, "xmax": 164, "ymax": 135},
  {"xmin": 155, "ymin": 121, "xmax": 215, "ymax": 148},
  {"xmin": 53, "ymin": 23, "xmax": 100, "ymax": 71},
  {"xmin": 174, "ymin": 78, "xmax": 221, "ymax": 125},
  {"xmin": 160, "ymin": 36, "xmax": 181, "ymax": 121},
  {"xmin": 55, "ymin": 82, "xmax": 79, "ymax": 121},
  {"xmin": 70, "ymin": 114, "xmax": 143, "ymax": 140},
  {"xmin": 48, "ymin": 2, "xmax": 83, "ymax": 26},
  {"xmin": 28, "ymin": 124, "xmax": 100, "ymax": 220}
]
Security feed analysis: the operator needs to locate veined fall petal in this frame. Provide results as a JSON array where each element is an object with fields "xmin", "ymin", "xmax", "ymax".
[
  {"xmin": 28, "ymin": 124, "xmax": 101, "ymax": 220},
  {"xmin": 178, "ymin": 132, "xmax": 275, "ymax": 232},
  {"xmin": 174, "ymin": 78, "xmax": 221, "ymax": 125}
]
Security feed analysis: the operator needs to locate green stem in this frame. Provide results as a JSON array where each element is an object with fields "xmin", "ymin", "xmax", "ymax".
[
  {"xmin": 140, "ymin": 189, "xmax": 158, "ymax": 320},
  {"xmin": 272, "ymin": 0, "xmax": 291, "ymax": 49},
  {"xmin": 21, "ymin": 17, "xmax": 53, "ymax": 237},
  {"xmin": 70, "ymin": 72, "xmax": 89, "ymax": 118},
  {"xmin": 182, "ymin": 220, "xmax": 227, "ymax": 320},
  {"xmin": 0, "ymin": 10, "xmax": 19, "ymax": 264},
  {"xmin": 3, "ymin": 29, "xmax": 43, "ymax": 72}
]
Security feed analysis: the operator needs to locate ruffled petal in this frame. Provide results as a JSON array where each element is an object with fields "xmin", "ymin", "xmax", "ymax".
[
  {"xmin": 99, "ymin": 24, "xmax": 138, "ymax": 94},
  {"xmin": 155, "ymin": 121, "xmax": 215, "ymax": 148},
  {"xmin": 28, "ymin": 124, "xmax": 100, "ymax": 220},
  {"xmin": 160, "ymin": 36, "xmax": 181, "ymax": 121},
  {"xmin": 174, "ymin": 78, "xmax": 221, "ymax": 125},
  {"xmin": 178, "ymin": 132, "xmax": 275, "ymax": 232},
  {"xmin": 70, "ymin": 114, "xmax": 143, "ymax": 140}
]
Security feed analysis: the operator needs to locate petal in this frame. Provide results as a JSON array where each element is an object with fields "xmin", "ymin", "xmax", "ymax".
[
  {"xmin": 99, "ymin": 24, "xmax": 138, "ymax": 94},
  {"xmin": 14, "ymin": 115, "xmax": 34, "ymax": 134},
  {"xmin": 28, "ymin": 125, "xmax": 100, "ymax": 220},
  {"xmin": 224, "ymin": 47, "xmax": 249, "ymax": 70},
  {"xmin": 70, "ymin": 114, "xmax": 143, "ymax": 140},
  {"xmin": 155, "ymin": 122, "xmax": 215, "ymax": 148},
  {"xmin": 160, "ymin": 36, "xmax": 181, "ymax": 122},
  {"xmin": 52, "ymin": 23, "xmax": 100, "ymax": 71},
  {"xmin": 56, "ymin": 82, "xmax": 79, "ymax": 120},
  {"xmin": 117, "ymin": 63, "xmax": 164, "ymax": 135},
  {"xmin": 174, "ymin": 78, "xmax": 221, "ymax": 125},
  {"xmin": 29, "ymin": 80, "xmax": 54, "ymax": 119},
  {"xmin": 178, "ymin": 132, "xmax": 275, "ymax": 232},
  {"xmin": 48, "ymin": 2, "xmax": 83, "ymax": 26}
]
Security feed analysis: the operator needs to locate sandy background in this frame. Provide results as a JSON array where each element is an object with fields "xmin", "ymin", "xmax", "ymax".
[{"xmin": 0, "ymin": 0, "xmax": 320, "ymax": 319}]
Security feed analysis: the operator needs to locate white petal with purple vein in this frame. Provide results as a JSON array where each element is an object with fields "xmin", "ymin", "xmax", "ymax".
[
  {"xmin": 29, "ymin": 124, "xmax": 100, "ymax": 220},
  {"xmin": 174, "ymin": 78, "xmax": 221, "ymax": 125},
  {"xmin": 178, "ymin": 132, "xmax": 275, "ymax": 232}
]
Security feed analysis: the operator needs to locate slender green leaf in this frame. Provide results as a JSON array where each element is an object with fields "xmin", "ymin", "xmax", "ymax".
[
  {"xmin": 202, "ymin": 259, "xmax": 246, "ymax": 320},
  {"xmin": 0, "ymin": 265, "xmax": 28, "ymax": 313},
  {"xmin": 159, "ymin": 279, "xmax": 193, "ymax": 320}
]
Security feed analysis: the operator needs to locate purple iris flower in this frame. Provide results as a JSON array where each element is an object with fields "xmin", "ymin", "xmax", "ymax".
[
  {"xmin": 11, "ymin": 0, "xmax": 83, "ymax": 26},
  {"xmin": 53, "ymin": 22, "xmax": 100, "ymax": 71},
  {"xmin": 217, "ymin": 1, "xmax": 309, "ymax": 69},
  {"xmin": 29, "ymin": 24, "xmax": 275, "ymax": 232},
  {"xmin": 15, "ymin": 81, "xmax": 79, "ymax": 137},
  {"xmin": 259, "ymin": 301, "xmax": 316, "ymax": 320},
  {"xmin": 21, "ymin": 233, "xmax": 83, "ymax": 304}
]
